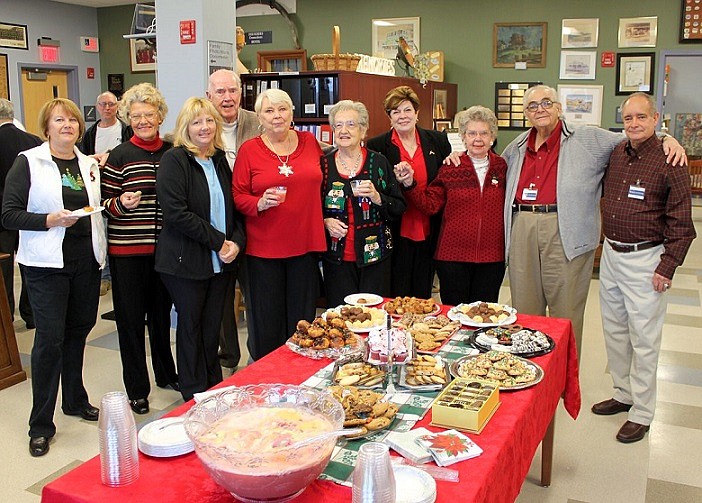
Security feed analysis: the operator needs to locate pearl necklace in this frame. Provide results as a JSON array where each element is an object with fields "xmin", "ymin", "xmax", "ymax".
[
  {"xmin": 264, "ymin": 132, "xmax": 294, "ymax": 177},
  {"xmin": 337, "ymin": 150, "xmax": 362, "ymax": 177}
]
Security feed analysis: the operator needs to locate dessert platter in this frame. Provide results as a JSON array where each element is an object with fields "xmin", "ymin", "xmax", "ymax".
[
  {"xmin": 328, "ymin": 384, "xmax": 399, "ymax": 438},
  {"xmin": 323, "ymin": 305, "xmax": 387, "ymax": 333},
  {"xmin": 344, "ymin": 293, "xmax": 384, "ymax": 306},
  {"xmin": 398, "ymin": 355, "xmax": 451, "ymax": 391},
  {"xmin": 365, "ymin": 327, "xmax": 414, "ymax": 365},
  {"xmin": 467, "ymin": 325, "xmax": 555, "ymax": 358},
  {"xmin": 447, "ymin": 302, "xmax": 517, "ymax": 327},
  {"xmin": 382, "ymin": 296, "xmax": 441, "ymax": 318},
  {"xmin": 286, "ymin": 317, "xmax": 363, "ymax": 359},
  {"xmin": 450, "ymin": 351, "xmax": 543, "ymax": 390},
  {"xmin": 395, "ymin": 313, "xmax": 461, "ymax": 354},
  {"xmin": 332, "ymin": 360, "xmax": 386, "ymax": 388}
]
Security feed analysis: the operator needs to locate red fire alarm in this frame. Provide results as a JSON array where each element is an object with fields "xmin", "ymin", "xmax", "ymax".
[
  {"xmin": 87, "ymin": 67, "xmax": 95, "ymax": 79},
  {"xmin": 180, "ymin": 20, "xmax": 196, "ymax": 44},
  {"xmin": 601, "ymin": 51, "xmax": 615, "ymax": 68}
]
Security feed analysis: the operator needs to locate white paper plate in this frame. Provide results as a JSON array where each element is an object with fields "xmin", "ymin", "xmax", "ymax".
[
  {"xmin": 322, "ymin": 305, "xmax": 388, "ymax": 333},
  {"xmin": 344, "ymin": 293, "xmax": 383, "ymax": 306},
  {"xmin": 70, "ymin": 206, "xmax": 104, "ymax": 217},
  {"xmin": 447, "ymin": 302, "xmax": 517, "ymax": 327},
  {"xmin": 138, "ymin": 417, "xmax": 194, "ymax": 457},
  {"xmin": 393, "ymin": 465, "xmax": 437, "ymax": 503}
]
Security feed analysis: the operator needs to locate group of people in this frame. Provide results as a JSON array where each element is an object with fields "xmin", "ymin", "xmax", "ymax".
[{"xmin": 1, "ymin": 74, "xmax": 695, "ymax": 457}]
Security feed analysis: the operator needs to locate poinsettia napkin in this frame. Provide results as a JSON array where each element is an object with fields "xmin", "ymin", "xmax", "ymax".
[{"xmin": 415, "ymin": 429, "xmax": 483, "ymax": 466}]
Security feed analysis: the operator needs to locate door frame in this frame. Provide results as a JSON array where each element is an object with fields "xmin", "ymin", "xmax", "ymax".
[
  {"xmin": 17, "ymin": 63, "xmax": 79, "ymax": 125},
  {"xmin": 656, "ymin": 49, "xmax": 702, "ymax": 111}
]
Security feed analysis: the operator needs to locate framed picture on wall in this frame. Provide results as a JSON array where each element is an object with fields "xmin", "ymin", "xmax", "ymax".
[
  {"xmin": 561, "ymin": 18, "xmax": 599, "ymax": 48},
  {"xmin": 615, "ymin": 52, "xmax": 655, "ymax": 95},
  {"xmin": 557, "ymin": 84, "xmax": 604, "ymax": 126},
  {"xmin": 680, "ymin": 0, "xmax": 702, "ymax": 42},
  {"xmin": 494, "ymin": 81, "xmax": 542, "ymax": 129},
  {"xmin": 618, "ymin": 16, "xmax": 658, "ymax": 48},
  {"xmin": 0, "ymin": 53, "xmax": 8, "ymax": 99},
  {"xmin": 0, "ymin": 22, "xmax": 28, "ymax": 50},
  {"xmin": 372, "ymin": 17, "xmax": 420, "ymax": 60},
  {"xmin": 256, "ymin": 50, "xmax": 307, "ymax": 72},
  {"xmin": 559, "ymin": 51, "xmax": 597, "ymax": 79},
  {"xmin": 674, "ymin": 113, "xmax": 702, "ymax": 155},
  {"xmin": 493, "ymin": 22, "xmax": 547, "ymax": 68},
  {"xmin": 434, "ymin": 119, "xmax": 452, "ymax": 131},
  {"xmin": 130, "ymin": 39, "xmax": 156, "ymax": 72}
]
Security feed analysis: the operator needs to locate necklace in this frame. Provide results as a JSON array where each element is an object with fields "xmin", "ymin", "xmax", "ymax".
[
  {"xmin": 337, "ymin": 150, "xmax": 362, "ymax": 177},
  {"xmin": 264, "ymin": 132, "xmax": 294, "ymax": 177}
]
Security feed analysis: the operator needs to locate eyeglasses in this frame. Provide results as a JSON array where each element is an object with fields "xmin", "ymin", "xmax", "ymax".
[
  {"xmin": 332, "ymin": 120, "xmax": 359, "ymax": 130},
  {"xmin": 130, "ymin": 112, "xmax": 158, "ymax": 122},
  {"xmin": 213, "ymin": 87, "xmax": 239, "ymax": 97},
  {"xmin": 98, "ymin": 101, "xmax": 117, "ymax": 108},
  {"xmin": 525, "ymin": 99, "xmax": 555, "ymax": 112},
  {"xmin": 464, "ymin": 130, "xmax": 492, "ymax": 139}
]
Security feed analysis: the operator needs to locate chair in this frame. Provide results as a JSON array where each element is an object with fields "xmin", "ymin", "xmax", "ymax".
[{"xmin": 689, "ymin": 159, "xmax": 702, "ymax": 195}]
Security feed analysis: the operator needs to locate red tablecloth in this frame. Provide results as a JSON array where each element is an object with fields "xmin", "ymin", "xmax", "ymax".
[{"xmin": 42, "ymin": 312, "xmax": 580, "ymax": 503}]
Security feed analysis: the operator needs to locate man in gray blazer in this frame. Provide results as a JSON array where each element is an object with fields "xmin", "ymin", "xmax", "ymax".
[{"xmin": 207, "ymin": 69, "xmax": 260, "ymax": 370}]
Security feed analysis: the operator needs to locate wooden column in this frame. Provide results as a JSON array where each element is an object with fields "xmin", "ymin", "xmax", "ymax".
[{"xmin": 0, "ymin": 253, "xmax": 27, "ymax": 390}]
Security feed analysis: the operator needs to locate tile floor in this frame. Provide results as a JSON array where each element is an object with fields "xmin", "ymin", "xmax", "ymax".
[{"xmin": 1, "ymin": 202, "xmax": 701, "ymax": 502}]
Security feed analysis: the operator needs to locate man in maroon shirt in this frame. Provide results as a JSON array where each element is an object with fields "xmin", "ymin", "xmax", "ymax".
[{"xmin": 592, "ymin": 93, "xmax": 696, "ymax": 443}]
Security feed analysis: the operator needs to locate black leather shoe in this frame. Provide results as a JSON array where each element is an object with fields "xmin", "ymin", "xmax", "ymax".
[
  {"xmin": 157, "ymin": 381, "xmax": 180, "ymax": 392},
  {"xmin": 29, "ymin": 436, "xmax": 50, "ymax": 457},
  {"xmin": 64, "ymin": 404, "xmax": 100, "ymax": 421},
  {"xmin": 591, "ymin": 398, "xmax": 632, "ymax": 416},
  {"xmin": 616, "ymin": 421, "xmax": 650, "ymax": 443},
  {"xmin": 25, "ymin": 321, "xmax": 36, "ymax": 329},
  {"xmin": 129, "ymin": 398, "xmax": 149, "ymax": 415}
]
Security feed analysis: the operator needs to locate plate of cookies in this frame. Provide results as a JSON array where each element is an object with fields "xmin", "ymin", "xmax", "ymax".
[
  {"xmin": 332, "ymin": 358, "xmax": 387, "ymax": 389},
  {"xmin": 327, "ymin": 385, "xmax": 399, "ymax": 439},
  {"xmin": 395, "ymin": 314, "xmax": 461, "ymax": 354},
  {"xmin": 323, "ymin": 305, "xmax": 387, "ymax": 333},
  {"xmin": 447, "ymin": 302, "xmax": 517, "ymax": 327},
  {"xmin": 286, "ymin": 317, "xmax": 364, "ymax": 360},
  {"xmin": 398, "ymin": 355, "xmax": 451, "ymax": 391},
  {"xmin": 382, "ymin": 297, "xmax": 441, "ymax": 318},
  {"xmin": 450, "ymin": 351, "xmax": 543, "ymax": 390},
  {"xmin": 344, "ymin": 293, "xmax": 384, "ymax": 306},
  {"xmin": 467, "ymin": 325, "xmax": 555, "ymax": 358}
]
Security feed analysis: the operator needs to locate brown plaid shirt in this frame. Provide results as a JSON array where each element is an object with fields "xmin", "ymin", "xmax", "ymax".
[{"xmin": 602, "ymin": 134, "xmax": 696, "ymax": 279}]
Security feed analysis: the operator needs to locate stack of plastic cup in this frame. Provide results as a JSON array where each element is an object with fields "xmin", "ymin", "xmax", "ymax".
[
  {"xmin": 99, "ymin": 391, "xmax": 139, "ymax": 487},
  {"xmin": 352, "ymin": 442, "xmax": 396, "ymax": 503}
]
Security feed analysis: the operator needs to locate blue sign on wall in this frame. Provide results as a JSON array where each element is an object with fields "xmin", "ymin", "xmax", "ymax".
[{"xmin": 246, "ymin": 31, "xmax": 273, "ymax": 45}]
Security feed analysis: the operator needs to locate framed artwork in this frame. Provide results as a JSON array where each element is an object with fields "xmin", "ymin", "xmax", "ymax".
[
  {"xmin": 615, "ymin": 106, "xmax": 623, "ymax": 124},
  {"xmin": 618, "ymin": 16, "xmax": 658, "ymax": 48},
  {"xmin": 130, "ymin": 39, "xmax": 156, "ymax": 72},
  {"xmin": 434, "ymin": 119, "xmax": 452, "ymax": 132},
  {"xmin": 557, "ymin": 84, "xmax": 604, "ymax": 126},
  {"xmin": 0, "ymin": 53, "xmax": 8, "ymax": 99},
  {"xmin": 493, "ymin": 22, "xmax": 547, "ymax": 68},
  {"xmin": 494, "ymin": 81, "xmax": 542, "ymax": 130},
  {"xmin": 559, "ymin": 51, "xmax": 597, "ymax": 79},
  {"xmin": 616, "ymin": 52, "xmax": 655, "ymax": 95},
  {"xmin": 680, "ymin": 0, "xmax": 702, "ymax": 42},
  {"xmin": 561, "ymin": 18, "xmax": 599, "ymax": 48},
  {"xmin": 257, "ymin": 49, "xmax": 307, "ymax": 72},
  {"xmin": 674, "ymin": 113, "xmax": 702, "ymax": 156},
  {"xmin": 372, "ymin": 17, "xmax": 420, "ymax": 60},
  {"xmin": 0, "ymin": 22, "xmax": 28, "ymax": 50},
  {"xmin": 433, "ymin": 89, "xmax": 448, "ymax": 119}
]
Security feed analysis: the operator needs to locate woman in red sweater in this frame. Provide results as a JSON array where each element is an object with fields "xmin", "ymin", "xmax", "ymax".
[
  {"xmin": 232, "ymin": 89, "xmax": 326, "ymax": 360},
  {"xmin": 394, "ymin": 106, "xmax": 507, "ymax": 305}
]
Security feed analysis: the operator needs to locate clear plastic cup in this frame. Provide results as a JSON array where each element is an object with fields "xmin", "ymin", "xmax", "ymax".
[
  {"xmin": 351, "ymin": 441, "xmax": 396, "ymax": 503},
  {"xmin": 99, "ymin": 391, "xmax": 139, "ymax": 487},
  {"xmin": 275, "ymin": 186, "xmax": 287, "ymax": 203},
  {"xmin": 351, "ymin": 179, "xmax": 364, "ymax": 197}
]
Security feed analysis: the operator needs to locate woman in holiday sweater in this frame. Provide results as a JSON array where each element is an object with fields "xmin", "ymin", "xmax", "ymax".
[
  {"xmin": 394, "ymin": 106, "xmax": 507, "ymax": 305},
  {"xmin": 322, "ymin": 100, "xmax": 405, "ymax": 307},
  {"xmin": 232, "ymin": 89, "xmax": 326, "ymax": 360},
  {"xmin": 101, "ymin": 83, "xmax": 177, "ymax": 415}
]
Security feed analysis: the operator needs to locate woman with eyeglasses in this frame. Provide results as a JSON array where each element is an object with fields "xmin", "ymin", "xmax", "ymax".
[
  {"xmin": 394, "ymin": 106, "xmax": 507, "ymax": 305},
  {"xmin": 367, "ymin": 86, "xmax": 451, "ymax": 299},
  {"xmin": 156, "ymin": 97, "xmax": 245, "ymax": 402},
  {"xmin": 101, "ymin": 83, "xmax": 177, "ymax": 414},
  {"xmin": 232, "ymin": 88, "xmax": 326, "ymax": 360},
  {"xmin": 322, "ymin": 100, "xmax": 405, "ymax": 307}
]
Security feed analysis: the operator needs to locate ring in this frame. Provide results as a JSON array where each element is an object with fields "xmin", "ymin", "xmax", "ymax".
[{"xmin": 664, "ymin": 284, "xmax": 670, "ymax": 289}]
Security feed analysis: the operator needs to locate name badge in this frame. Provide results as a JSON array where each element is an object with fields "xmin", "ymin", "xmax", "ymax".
[
  {"xmin": 522, "ymin": 187, "xmax": 538, "ymax": 201},
  {"xmin": 628, "ymin": 185, "xmax": 645, "ymax": 200}
]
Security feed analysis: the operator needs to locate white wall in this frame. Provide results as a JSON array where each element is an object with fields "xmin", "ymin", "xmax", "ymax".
[{"xmin": 2, "ymin": 0, "xmax": 102, "ymax": 124}]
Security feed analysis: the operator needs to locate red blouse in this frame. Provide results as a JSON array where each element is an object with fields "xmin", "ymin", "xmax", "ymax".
[
  {"xmin": 232, "ymin": 130, "xmax": 326, "ymax": 258},
  {"xmin": 392, "ymin": 129, "xmax": 430, "ymax": 241}
]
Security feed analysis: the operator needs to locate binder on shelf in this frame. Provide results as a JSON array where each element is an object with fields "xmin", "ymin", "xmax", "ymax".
[
  {"xmin": 318, "ymin": 76, "xmax": 338, "ymax": 117},
  {"xmin": 280, "ymin": 78, "xmax": 302, "ymax": 116},
  {"xmin": 301, "ymin": 77, "xmax": 319, "ymax": 118},
  {"xmin": 320, "ymin": 124, "xmax": 333, "ymax": 144}
]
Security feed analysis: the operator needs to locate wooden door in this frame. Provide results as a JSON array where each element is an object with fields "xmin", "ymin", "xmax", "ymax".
[{"xmin": 20, "ymin": 69, "xmax": 69, "ymax": 136}]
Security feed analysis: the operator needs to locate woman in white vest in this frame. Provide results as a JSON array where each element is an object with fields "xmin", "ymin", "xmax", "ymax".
[{"xmin": 1, "ymin": 98, "xmax": 106, "ymax": 457}]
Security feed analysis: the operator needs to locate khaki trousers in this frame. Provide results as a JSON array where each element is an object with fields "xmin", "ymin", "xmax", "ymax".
[
  {"xmin": 508, "ymin": 212, "xmax": 594, "ymax": 358},
  {"xmin": 599, "ymin": 241, "xmax": 666, "ymax": 425}
]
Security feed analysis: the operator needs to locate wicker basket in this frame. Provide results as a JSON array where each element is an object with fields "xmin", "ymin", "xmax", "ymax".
[{"xmin": 311, "ymin": 26, "xmax": 360, "ymax": 71}]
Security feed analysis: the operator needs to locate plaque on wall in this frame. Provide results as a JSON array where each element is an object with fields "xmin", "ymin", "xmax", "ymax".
[
  {"xmin": 108, "ymin": 73, "xmax": 124, "ymax": 100},
  {"xmin": 494, "ymin": 82, "xmax": 541, "ymax": 130}
]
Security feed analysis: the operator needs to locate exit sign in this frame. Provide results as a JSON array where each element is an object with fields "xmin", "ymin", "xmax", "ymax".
[{"xmin": 39, "ymin": 45, "xmax": 60, "ymax": 63}]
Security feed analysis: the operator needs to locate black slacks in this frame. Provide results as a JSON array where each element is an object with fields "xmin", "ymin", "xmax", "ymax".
[
  {"xmin": 246, "ymin": 253, "xmax": 319, "ymax": 361},
  {"xmin": 322, "ymin": 258, "xmax": 391, "ymax": 308},
  {"xmin": 110, "ymin": 255, "xmax": 177, "ymax": 400},
  {"xmin": 218, "ymin": 263, "xmax": 240, "ymax": 368},
  {"xmin": 23, "ymin": 256, "xmax": 100, "ymax": 438},
  {"xmin": 160, "ymin": 271, "xmax": 230, "ymax": 401},
  {"xmin": 435, "ymin": 260, "xmax": 505, "ymax": 306},
  {"xmin": 0, "ymin": 229, "xmax": 32, "ymax": 323},
  {"xmin": 391, "ymin": 236, "xmax": 434, "ymax": 299}
]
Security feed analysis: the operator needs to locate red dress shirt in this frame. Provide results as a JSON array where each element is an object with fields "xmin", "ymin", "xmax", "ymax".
[{"xmin": 515, "ymin": 121, "xmax": 561, "ymax": 204}]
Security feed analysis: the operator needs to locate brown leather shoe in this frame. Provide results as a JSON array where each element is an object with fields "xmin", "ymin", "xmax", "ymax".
[
  {"xmin": 591, "ymin": 398, "xmax": 632, "ymax": 416},
  {"xmin": 616, "ymin": 421, "xmax": 650, "ymax": 443}
]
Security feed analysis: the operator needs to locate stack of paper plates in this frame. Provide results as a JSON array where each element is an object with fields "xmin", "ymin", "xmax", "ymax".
[
  {"xmin": 138, "ymin": 417, "xmax": 194, "ymax": 457},
  {"xmin": 393, "ymin": 465, "xmax": 437, "ymax": 503}
]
